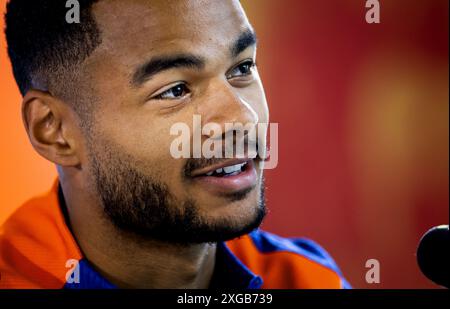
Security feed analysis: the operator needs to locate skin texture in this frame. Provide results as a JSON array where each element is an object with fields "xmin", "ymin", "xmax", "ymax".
[{"xmin": 21, "ymin": 0, "xmax": 269, "ymax": 288}]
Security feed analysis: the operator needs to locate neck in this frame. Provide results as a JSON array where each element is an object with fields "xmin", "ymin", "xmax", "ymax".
[{"xmin": 59, "ymin": 173, "xmax": 216, "ymax": 289}]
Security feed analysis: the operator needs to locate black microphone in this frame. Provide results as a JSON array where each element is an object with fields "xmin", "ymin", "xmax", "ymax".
[{"xmin": 416, "ymin": 225, "xmax": 449, "ymax": 288}]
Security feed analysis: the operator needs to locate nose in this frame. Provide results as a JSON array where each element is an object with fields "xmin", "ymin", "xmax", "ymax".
[{"xmin": 198, "ymin": 79, "xmax": 259, "ymax": 139}]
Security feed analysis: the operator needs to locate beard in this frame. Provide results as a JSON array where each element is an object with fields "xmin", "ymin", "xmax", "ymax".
[{"xmin": 86, "ymin": 136, "xmax": 266, "ymax": 245}]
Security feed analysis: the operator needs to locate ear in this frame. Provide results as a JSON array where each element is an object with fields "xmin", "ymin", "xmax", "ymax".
[{"xmin": 21, "ymin": 90, "xmax": 82, "ymax": 167}]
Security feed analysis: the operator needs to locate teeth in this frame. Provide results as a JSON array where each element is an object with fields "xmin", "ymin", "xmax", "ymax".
[
  {"xmin": 204, "ymin": 162, "xmax": 248, "ymax": 176},
  {"xmin": 224, "ymin": 164, "xmax": 242, "ymax": 173},
  {"xmin": 223, "ymin": 166, "xmax": 234, "ymax": 173},
  {"xmin": 224, "ymin": 162, "xmax": 247, "ymax": 174}
]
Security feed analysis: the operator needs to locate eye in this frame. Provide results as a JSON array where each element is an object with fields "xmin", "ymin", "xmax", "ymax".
[
  {"xmin": 154, "ymin": 83, "xmax": 190, "ymax": 100},
  {"xmin": 227, "ymin": 60, "xmax": 256, "ymax": 79}
]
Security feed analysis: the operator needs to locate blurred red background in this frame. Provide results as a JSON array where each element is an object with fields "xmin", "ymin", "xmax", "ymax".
[{"xmin": 1, "ymin": 0, "xmax": 448, "ymax": 288}]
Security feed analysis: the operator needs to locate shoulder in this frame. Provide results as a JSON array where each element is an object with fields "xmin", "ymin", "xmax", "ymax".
[
  {"xmin": 0, "ymin": 181, "xmax": 81, "ymax": 288},
  {"xmin": 225, "ymin": 229, "xmax": 351, "ymax": 289}
]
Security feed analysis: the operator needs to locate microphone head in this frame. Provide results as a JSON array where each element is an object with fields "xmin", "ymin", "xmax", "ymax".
[{"xmin": 417, "ymin": 225, "xmax": 449, "ymax": 288}]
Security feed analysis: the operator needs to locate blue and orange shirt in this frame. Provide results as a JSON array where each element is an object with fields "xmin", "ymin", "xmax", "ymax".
[{"xmin": 0, "ymin": 180, "xmax": 350, "ymax": 289}]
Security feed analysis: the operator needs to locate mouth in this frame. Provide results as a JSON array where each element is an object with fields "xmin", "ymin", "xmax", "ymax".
[{"xmin": 189, "ymin": 159, "xmax": 258, "ymax": 195}]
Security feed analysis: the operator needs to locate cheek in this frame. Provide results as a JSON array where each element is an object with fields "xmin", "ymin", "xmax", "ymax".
[{"xmin": 94, "ymin": 111, "xmax": 184, "ymax": 177}]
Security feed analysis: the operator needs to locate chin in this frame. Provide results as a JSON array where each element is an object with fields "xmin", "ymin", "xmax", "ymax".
[{"xmin": 196, "ymin": 187, "xmax": 263, "ymax": 225}]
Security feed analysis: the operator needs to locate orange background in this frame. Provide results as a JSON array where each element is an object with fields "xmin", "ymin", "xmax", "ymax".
[{"xmin": 1, "ymin": 0, "xmax": 448, "ymax": 288}]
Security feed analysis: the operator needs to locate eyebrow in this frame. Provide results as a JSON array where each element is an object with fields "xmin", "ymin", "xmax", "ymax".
[
  {"xmin": 231, "ymin": 29, "xmax": 258, "ymax": 58},
  {"xmin": 131, "ymin": 29, "xmax": 257, "ymax": 87},
  {"xmin": 131, "ymin": 55, "xmax": 205, "ymax": 86}
]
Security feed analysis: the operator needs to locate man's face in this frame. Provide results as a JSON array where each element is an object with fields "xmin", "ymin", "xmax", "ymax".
[{"xmin": 78, "ymin": 0, "xmax": 269, "ymax": 243}]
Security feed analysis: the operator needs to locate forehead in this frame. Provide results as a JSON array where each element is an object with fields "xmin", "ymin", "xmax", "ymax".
[{"xmin": 90, "ymin": 0, "xmax": 251, "ymax": 68}]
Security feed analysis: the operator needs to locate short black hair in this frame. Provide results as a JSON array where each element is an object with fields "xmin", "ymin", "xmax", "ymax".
[{"xmin": 4, "ymin": 0, "xmax": 101, "ymax": 103}]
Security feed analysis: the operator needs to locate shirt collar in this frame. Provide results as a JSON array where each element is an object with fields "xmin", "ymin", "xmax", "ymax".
[{"xmin": 206, "ymin": 242, "xmax": 263, "ymax": 289}]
